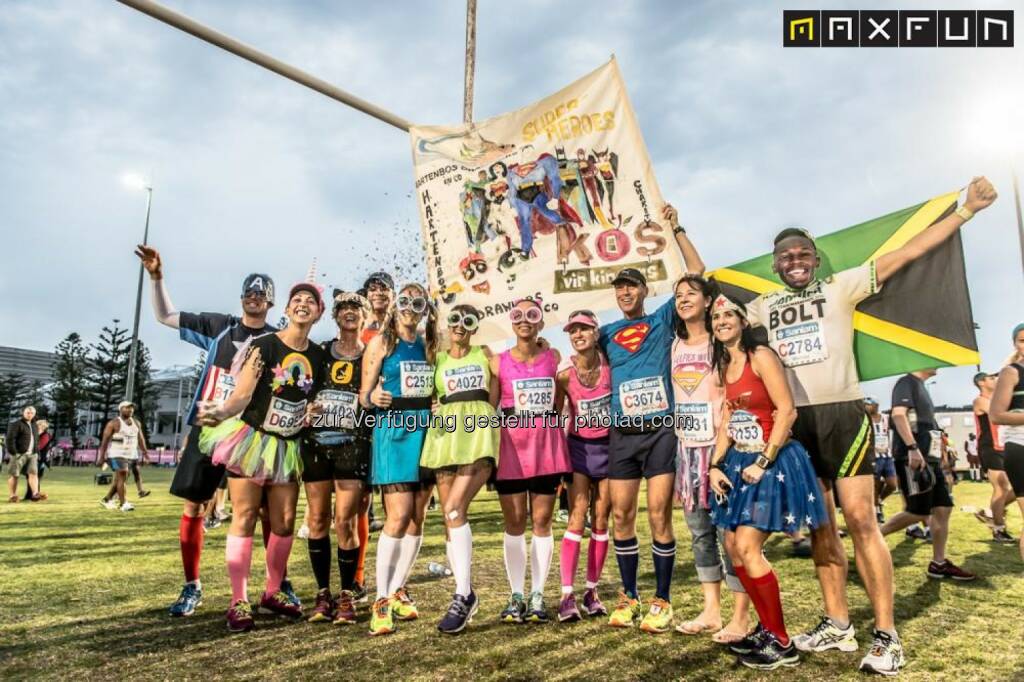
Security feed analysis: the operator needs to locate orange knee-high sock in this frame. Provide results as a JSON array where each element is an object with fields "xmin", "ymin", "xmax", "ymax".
[{"xmin": 354, "ymin": 511, "xmax": 369, "ymax": 585}]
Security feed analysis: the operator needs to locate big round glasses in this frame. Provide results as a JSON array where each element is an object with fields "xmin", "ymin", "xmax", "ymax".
[
  {"xmin": 447, "ymin": 311, "xmax": 480, "ymax": 331},
  {"xmin": 397, "ymin": 296, "xmax": 427, "ymax": 314},
  {"xmin": 509, "ymin": 307, "xmax": 543, "ymax": 324}
]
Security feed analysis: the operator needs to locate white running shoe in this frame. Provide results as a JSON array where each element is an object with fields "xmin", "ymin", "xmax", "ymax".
[
  {"xmin": 100, "ymin": 498, "xmax": 119, "ymax": 510},
  {"xmin": 120, "ymin": 501, "xmax": 136, "ymax": 512},
  {"xmin": 859, "ymin": 629, "xmax": 905, "ymax": 676},
  {"xmin": 297, "ymin": 524, "xmax": 310, "ymax": 540},
  {"xmin": 793, "ymin": 615, "xmax": 858, "ymax": 653}
]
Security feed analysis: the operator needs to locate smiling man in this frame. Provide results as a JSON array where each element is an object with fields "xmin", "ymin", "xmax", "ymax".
[{"xmin": 743, "ymin": 176, "xmax": 997, "ymax": 676}]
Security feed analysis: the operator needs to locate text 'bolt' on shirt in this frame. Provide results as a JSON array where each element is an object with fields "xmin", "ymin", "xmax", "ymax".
[
  {"xmin": 746, "ymin": 262, "xmax": 880, "ymax": 408},
  {"xmin": 598, "ymin": 296, "xmax": 676, "ymax": 420}
]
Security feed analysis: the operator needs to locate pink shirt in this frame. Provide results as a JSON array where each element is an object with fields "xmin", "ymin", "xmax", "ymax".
[
  {"xmin": 497, "ymin": 348, "xmax": 570, "ymax": 480},
  {"xmin": 565, "ymin": 356, "xmax": 611, "ymax": 439},
  {"xmin": 671, "ymin": 337, "xmax": 723, "ymax": 448}
]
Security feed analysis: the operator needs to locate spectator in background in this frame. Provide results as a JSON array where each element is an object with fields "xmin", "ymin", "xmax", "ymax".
[
  {"xmin": 965, "ymin": 433, "xmax": 981, "ymax": 482},
  {"xmin": 23, "ymin": 419, "xmax": 51, "ymax": 501},
  {"xmin": 6, "ymin": 406, "xmax": 45, "ymax": 502}
]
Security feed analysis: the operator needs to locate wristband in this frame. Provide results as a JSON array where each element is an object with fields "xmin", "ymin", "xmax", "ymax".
[
  {"xmin": 711, "ymin": 459, "xmax": 728, "ymax": 472},
  {"xmin": 906, "ymin": 443, "xmax": 919, "ymax": 451},
  {"xmin": 673, "ymin": 225, "xmax": 687, "ymax": 236},
  {"xmin": 955, "ymin": 205, "xmax": 974, "ymax": 222}
]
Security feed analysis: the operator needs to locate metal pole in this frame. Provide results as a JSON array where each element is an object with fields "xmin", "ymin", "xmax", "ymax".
[
  {"xmin": 463, "ymin": 0, "xmax": 477, "ymax": 124},
  {"xmin": 125, "ymin": 186, "xmax": 153, "ymax": 404},
  {"xmin": 1013, "ymin": 170, "xmax": 1024, "ymax": 282},
  {"xmin": 173, "ymin": 374, "xmax": 183, "ymax": 450},
  {"xmin": 116, "ymin": 0, "xmax": 412, "ymax": 132}
]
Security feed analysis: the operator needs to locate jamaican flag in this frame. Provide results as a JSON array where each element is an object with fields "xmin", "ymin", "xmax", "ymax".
[{"xmin": 710, "ymin": 191, "xmax": 980, "ymax": 381}]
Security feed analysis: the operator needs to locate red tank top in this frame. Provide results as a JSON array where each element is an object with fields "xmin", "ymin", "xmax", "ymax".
[{"xmin": 724, "ymin": 354, "xmax": 775, "ymax": 446}]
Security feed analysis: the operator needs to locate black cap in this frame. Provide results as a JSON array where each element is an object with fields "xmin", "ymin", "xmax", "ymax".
[
  {"xmin": 611, "ymin": 267, "xmax": 647, "ymax": 287},
  {"xmin": 773, "ymin": 227, "xmax": 816, "ymax": 249},
  {"xmin": 972, "ymin": 371, "xmax": 990, "ymax": 386},
  {"xmin": 242, "ymin": 273, "xmax": 275, "ymax": 306},
  {"xmin": 362, "ymin": 271, "xmax": 394, "ymax": 291}
]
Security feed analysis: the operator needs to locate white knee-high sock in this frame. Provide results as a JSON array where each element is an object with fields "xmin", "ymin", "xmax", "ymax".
[
  {"xmin": 530, "ymin": 534, "xmax": 554, "ymax": 595},
  {"xmin": 449, "ymin": 523, "xmax": 473, "ymax": 597},
  {"xmin": 390, "ymin": 533, "xmax": 422, "ymax": 594},
  {"xmin": 375, "ymin": 533, "xmax": 402, "ymax": 600},
  {"xmin": 503, "ymin": 532, "xmax": 527, "ymax": 595}
]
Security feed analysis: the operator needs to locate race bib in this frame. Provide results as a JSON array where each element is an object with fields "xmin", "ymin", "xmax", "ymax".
[
  {"xmin": 619, "ymin": 377, "xmax": 669, "ymax": 418},
  {"xmin": 873, "ymin": 424, "xmax": 890, "ymax": 452},
  {"xmin": 443, "ymin": 364, "xmax": 487, "ymax": 396},
  {"xmin": 773, "ymin": 320, "xmax": 829, "ymax": 368},
  {"xmin": 400, "ymin": 361, "xmax": 434, "ymax": 398},
  {"xmin": 211, "ymin": 372, "xmax": 237, "ymax": 404},
  {"xmin": 576, "ymin": 393, "xmax": 611, "ymax": 428},
  {"xmin": 675, "ymin": 401, "xmax": 714, "ymax": 442},
  {"xmin": 315, "ymin": 389, "xmax": 358, "ymax": 431},
  {"xmin": 927, "ymin": 429, "xmax": 943, "ymax": 459},
  {"xmin": 513, "ymin": 377, "xmax": 555, "ymax": 414},
  {"xmin": 262, "ymin": 397, "xmax": 307, "ymax": 437},
  {"xmin": 729, "ymin": 410, "xmax": 764, "ymax": 451}
]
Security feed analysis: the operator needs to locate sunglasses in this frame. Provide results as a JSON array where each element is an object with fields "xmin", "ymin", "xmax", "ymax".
[
  {"xmin": 447, "ymin": 311, "xmax": 480, "ymax": 331},
  {"xmin": 509, "ymin": 307, "xmax": 543, "ymax": 324},
  {"xmin": 396, "ymin": 296, "xmax": 427, "ymax": 313}
]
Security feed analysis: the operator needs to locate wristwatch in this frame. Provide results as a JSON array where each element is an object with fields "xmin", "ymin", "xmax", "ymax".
[
  {"xmin": 906, "ymin": 443, "xmax": 919, "ymax": 451},
  {"xmin": 755, "ymin": 454, "xmax": 772, "ymax": 470}
]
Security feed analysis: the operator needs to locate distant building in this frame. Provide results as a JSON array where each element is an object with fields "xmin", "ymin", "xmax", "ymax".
[
  {"xmin": 934, "ymin": 405, "xmax": 976, "ymax": 472},
  {"xmin": 0, "ymin": 345, "xmax": 56, "ymax": 385}
]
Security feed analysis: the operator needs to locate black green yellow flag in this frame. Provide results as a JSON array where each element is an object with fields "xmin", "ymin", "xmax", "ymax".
[{"xmin": 710, "ymin": 191, "xmax": 980, "ymax": 381}]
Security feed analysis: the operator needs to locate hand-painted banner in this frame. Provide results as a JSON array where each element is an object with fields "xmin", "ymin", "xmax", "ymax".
[
  {"xmin": 409, "ymin": 57, "xmax": 687, "ymax": 345},
  {"xmin": 710, "ymin": 191, "xmax": 981, "ymax": 381}
]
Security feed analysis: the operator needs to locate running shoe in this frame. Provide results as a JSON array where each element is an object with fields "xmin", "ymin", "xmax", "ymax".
[
  {"xmin": 639, "ymin": 597, "xmax": 673, "ymax": 634},
  {"xmin": 790, "ymin": 537, "xmax": 813, "ymax": 558},
  {"xmin": 438, "ymin": 592, "xmax": 478, "ymax": 634},
  {"xmin": 556, "ymin": 509, "xmax": 570, "ymax": 524},
  {"xmin": 297, "ymin": 524, "xmax": 310, "ymax": 540},
  {"xmin": 582, "ymin": 588, "xmax": 608, "ymax": 617},
  {"xmin": 203, "ymin": 516, "xmax": 221, "ymax": 531},
  {"xmin": 120, "ymin": 502, "xmax": 136, "ymax": 512},
  {"xmin": 100, "ymin": 498, "xmax": 118, "ymax": 510},
  {"xmin": 557, "ymin": 593, "xmax": 581, "ymax": 623},
  {"xmin": 729, "ymin": 623, "xmax": 768, "ymax": 655},
  {"xmin": 859, "ymin": 629, "xmax": 906, "ymax": 676},
  {"xmin": 974, "ymin": 509, "xmax": 996, "ymax": 530},
  {"xmin": 526, "ymin": 591, "xmax": 549, "ymax": 623},
  {"xmin": 8, "ymin": 495, "xmax": 19, "ymax": 504},
  {"xmin": 259, "ymin": 590, "xmax": 303, "ymax": 619},
  {"xmin": 168, "ymin": 582, "xmax": 203, "ymax": 617},
  {"xmin": 392, "ymin": 587, "xmax": 419, "ymax": 621},
  {"xmin": 281, "ymin": 578, "xmax": 302, "ymax": 608},
  {"xmin": 500, "ymin": 593, "xmax": 527, "ymax": 623},
  {"xmin": 607, "ymin": 591, "xmax": 642, "ymax": 628},
  {"xmin": 369, "ymin": 597, "xmax": 396, "ymax": 636},
  {"xmin": 992, "ymin": 528, "xmax": 1016, "ymax": 544},
  {"xmin": 905, "ymin": 524, "xmax": 930, "ymax": 541},
  {"xmin": 792, "ymin": 615, "xmax": 858, "ymax": 653},
  {"xmin": 226, "ymin": 600, "xmax": 256, "ymax": 633},
  {"xmin": 926, "ymin": 559, "xmax": 976, "ymax": 581},
  {"xmin": 333, "ymin": 590, "xmax": 358, "ymax": 626},
  {"xmin": 308, "ymin": 588, "xmax": 335, "ymax": 623},
  {"xmin": 138, "ymin": 489, "xmax": 151, "ymax": 498},
  {"xmin": 30, "ymin": 493, "xmax": 48, "ymax": 501},
  {"xmin": 739, "ymin": 631, "xmax": 800, "ymax": 670},
  {"xmin": 351, "ymin": 581, "xmax": 369, "ymax": 604},
  {"xmin": 369, "ymin": 519, "xmax": 385, "ymax": 533}
]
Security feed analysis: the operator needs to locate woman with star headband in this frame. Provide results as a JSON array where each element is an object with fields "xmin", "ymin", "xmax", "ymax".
[
  {"xmin": 197, "ymin": 282, "xmax": 327, "ymax": 633},
  {"xmin": 706, "ymin": 293, "xmax": 827, "ymax": 671}
]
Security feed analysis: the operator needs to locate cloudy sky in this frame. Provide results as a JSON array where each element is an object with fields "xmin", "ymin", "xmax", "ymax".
[{"xmin": 1, "ymin": 0, "xmax": 1021, "ymax": 407}]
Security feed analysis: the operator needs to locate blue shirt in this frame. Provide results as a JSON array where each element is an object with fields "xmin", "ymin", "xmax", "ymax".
[
  {"xmin": 598, "ymin": 297, "xmax": 676, "ymax": 420},
  {"xmin": 381, "ymin": 336, "xmax": 433, "ymax": 400}
]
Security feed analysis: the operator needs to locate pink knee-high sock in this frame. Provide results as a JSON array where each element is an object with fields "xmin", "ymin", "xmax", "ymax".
[
  {"xmin": 264, "ymin": 533, "xmax": 294, "ymax": 596},
  {"xmin": 225, "ymin": 534, "xmax": 254, "ymax": 604},
  {"xmin": 560, "ymin": 529, "xmax": 583, "ymax": 593},
  {"xmin": 586, "ymin": 529, "xmax": 609, "ymax": 589}
]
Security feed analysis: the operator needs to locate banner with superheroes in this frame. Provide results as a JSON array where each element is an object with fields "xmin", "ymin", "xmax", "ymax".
[{"xmin": 409, "ymin": 57, "xmax": 688, "ymax": 345}]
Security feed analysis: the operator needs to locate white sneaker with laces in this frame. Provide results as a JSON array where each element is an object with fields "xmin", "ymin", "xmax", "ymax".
[
  {"xmin": 100, "ymin": 498, "xmax": 119, "ymax": 510},
  {"xmin": 793, "ymin": 615, "xmax": 858, "ymax": 653},
  {"xmin": 120, "ymin": 501, "xmax": 136, "ymax": 512},
  {"xmin": 297, "ymin": 524, "xmax": 310, "ymax": 540},
  {"xmin": 859, "ymin": 629, "xmax": 905, "ymax": 676}
]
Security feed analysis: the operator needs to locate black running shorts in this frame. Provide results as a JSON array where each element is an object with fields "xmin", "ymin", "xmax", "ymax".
[
  {"xmin": 301, "ymin": 439, "xmax": 370, "ymax": 483},
  {"xmin": 896, "ymin": 459, "xmax": 953, "ymax": 516},
  {"xmin": 493, "ymin": 473, "xmax": 564, "ymax": 496},
  {"xmin": 1004, "ymin": 443, "xmax": 1024, "ymax": 496},
  {"xmin": 978, "ymin": 446, "xmax": 1005, "ymax": 473},
  {"xmin": 608, "ymin": 422, "xmax": 677, "ymax": 480},
  {"xmin": 792, "ymin": 400, "xmax": 875, "ymax": 480}
]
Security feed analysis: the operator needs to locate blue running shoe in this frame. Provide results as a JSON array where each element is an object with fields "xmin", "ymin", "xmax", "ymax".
[
  {"xmin": 281, "ymin": 578, "xmax": 302, "ymax": 609},
  {"xmin": 169, "ymin": 582, "xmax": 203, "ymax": 617}
]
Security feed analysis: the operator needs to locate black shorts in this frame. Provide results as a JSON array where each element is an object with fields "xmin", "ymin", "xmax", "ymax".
[
  {"xmin": 1004, "ymin": 442, "xmax": 1024, "ymax": 496},
  {"xmin": 169, "ymin": 431, "xmax": 226, "ymax": 503},
  {"xmin": 792, "ymin": 400, "xmax": 875, "ymax": 480},
  {"xmin": 494, "ymin": 473, "xmax": 565, "ymax": 496},
  {"xmin": 608, "ymin": 422, "xmax": 677, "ymax": 480},
  {"xmin": 301, "ymin": 438, "xmax": 371, "ymax": 483},
  {"xmin": 978, "ymin": 446, "xmax": 1005, "ymax": 473},
  {"xmin": 896, "ymin": 460, "xmax": 954, "ymax": 516}
]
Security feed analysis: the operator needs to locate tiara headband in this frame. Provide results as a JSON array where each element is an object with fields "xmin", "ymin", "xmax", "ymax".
[{"xmin": 712, "ymin": 294, "xmax": 745, "ymax": 318}]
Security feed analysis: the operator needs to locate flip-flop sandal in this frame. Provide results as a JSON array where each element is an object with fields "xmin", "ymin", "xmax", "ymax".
[
  {"xmin": 675, "ymin": 619, "xmax": 721, "ymax": 635},
  {"xmin": 712, "ymin": 628, "xmax": 747, "ymax": 644}
]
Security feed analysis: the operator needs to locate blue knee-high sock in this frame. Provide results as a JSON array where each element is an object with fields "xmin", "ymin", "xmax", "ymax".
[
  {"xmin": 614, "ymin": 537, "xmax": 640, "ymax": 599},
  {"xmin": 652, "ymin": 539, "xmax": 676, "ymax": 602}
]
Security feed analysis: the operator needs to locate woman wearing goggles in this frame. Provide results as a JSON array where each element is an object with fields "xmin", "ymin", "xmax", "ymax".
[
  {"xmin": 360, "ymin": 282, "xmax": 438, "ymax": 636},
  {"xmin": 420, "ymin": 304, "xmax": 500, "ymax": 634},
  {"xmin": 488, "ymin": 299, "xmax": 571, "ymax": 625}
]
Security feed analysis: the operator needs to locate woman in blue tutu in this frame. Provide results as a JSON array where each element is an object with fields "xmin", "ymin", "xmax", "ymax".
[{"xmin": 707, "ymin": 293, "xmax": 828, "ymax": 671}]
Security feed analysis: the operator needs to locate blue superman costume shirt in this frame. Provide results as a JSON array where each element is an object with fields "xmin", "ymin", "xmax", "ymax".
[{"xmin": 598, "ymin": 297, "xmax": 676, "ymax": 420}]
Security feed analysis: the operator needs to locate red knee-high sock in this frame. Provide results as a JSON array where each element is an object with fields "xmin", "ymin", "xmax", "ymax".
[
  {"xmin": 748, "ymin": 570, "xmax": 788, "ymax": 646},
  {"xmin": 179, "ymin": 514, "xmax": 204, "ymax": 584},
  {"xmin": 354, "ymin": 511, "xmax": 369, "ymax": 585}
]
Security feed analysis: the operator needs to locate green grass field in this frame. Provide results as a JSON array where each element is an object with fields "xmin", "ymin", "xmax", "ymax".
[{"xmin": 1, "ymin": 468, "xmax": 1022, "ymax": 681}]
